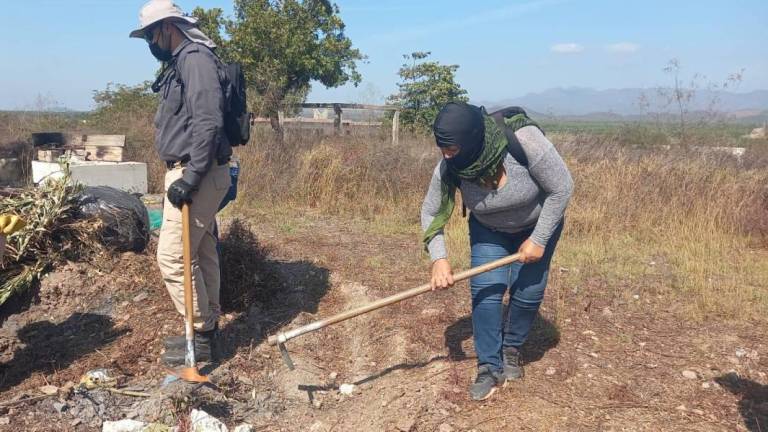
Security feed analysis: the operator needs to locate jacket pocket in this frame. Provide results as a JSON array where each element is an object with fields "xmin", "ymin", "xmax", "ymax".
[{"xmin": 161, "ymin": 80, "xmax": 184, "ymax": 117}]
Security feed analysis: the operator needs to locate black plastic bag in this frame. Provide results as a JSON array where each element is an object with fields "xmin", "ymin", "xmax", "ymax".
[{"xmin": 77, "ymin": 186, "xmax": 149, "ymax": 252}]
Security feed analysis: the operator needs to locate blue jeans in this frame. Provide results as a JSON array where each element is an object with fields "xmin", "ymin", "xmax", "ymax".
[{"xmin": 469, "ymin": 215, "xmax": 563, "ymax": 372}]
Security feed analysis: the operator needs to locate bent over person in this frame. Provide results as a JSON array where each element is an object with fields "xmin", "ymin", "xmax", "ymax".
[
  {"xmin": 130, "ymin": 0, "xmax": 232, "ymax": 365},
  {"xmin": 421, "ymin": 102, "xmax": 573, "ymax": 400}
]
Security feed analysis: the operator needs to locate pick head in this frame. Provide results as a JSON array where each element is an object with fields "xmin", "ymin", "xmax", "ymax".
[{"xmin": 278, "ymin": 343, "xmax": 295, "ymax": 370}]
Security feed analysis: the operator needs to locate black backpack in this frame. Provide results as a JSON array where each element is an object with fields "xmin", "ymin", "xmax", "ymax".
[
  {"xmin": 222, "ymin": 62, "xmax": 250, "ymax": 146},
  {"xmin": 487, "ymin": 106, "xmax": 538, "ymax": 167},
  {"xmin": 162, "ymin": 45, "xmax": 251, "ymax": 146}
]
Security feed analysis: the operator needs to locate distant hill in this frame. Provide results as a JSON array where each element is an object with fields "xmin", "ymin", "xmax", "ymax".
[{"xmin": 478, "ymin": 87, "xmax": 768, "ymax": 120}]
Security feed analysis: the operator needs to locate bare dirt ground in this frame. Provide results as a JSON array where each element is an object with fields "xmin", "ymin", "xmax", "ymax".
[{"xmin": 0, "ymin": 210, "xmax": 766, "ymax": 431}]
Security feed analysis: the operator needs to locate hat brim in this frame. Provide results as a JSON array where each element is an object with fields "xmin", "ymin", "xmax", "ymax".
[{"xmin": 129, "ymin": 15, "xmax": 197, "ymax": 39}]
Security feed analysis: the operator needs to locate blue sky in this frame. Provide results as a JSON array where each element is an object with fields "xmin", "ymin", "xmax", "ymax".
[{"xmin": 1, "ymin": 0, "xmax": 766, "ymax": 110}]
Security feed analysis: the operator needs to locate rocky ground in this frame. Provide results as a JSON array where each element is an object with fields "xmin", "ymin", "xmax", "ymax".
[{"xmin": 0, "ymin": 211, "xmax": 765, "ymax": 431}]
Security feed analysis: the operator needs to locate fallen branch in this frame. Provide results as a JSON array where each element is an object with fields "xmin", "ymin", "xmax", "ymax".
[{"xmin": 108, "ymin": 388, "xmax": 151, "ymax": 398}]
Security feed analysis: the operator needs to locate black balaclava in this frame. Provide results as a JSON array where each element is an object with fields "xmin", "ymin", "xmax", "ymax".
[{"xmin": 433, "ymin": 102, "xmax": 485, "ymax": 170}]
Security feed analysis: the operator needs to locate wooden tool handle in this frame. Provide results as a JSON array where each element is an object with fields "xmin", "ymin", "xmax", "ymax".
[
  {"xmin": 181, "ymin": 203, "xmax": 196, "ymax": 366},
  {"xmin": 268, "ymin": 253, "xmax": 521, "ymax": 346}
]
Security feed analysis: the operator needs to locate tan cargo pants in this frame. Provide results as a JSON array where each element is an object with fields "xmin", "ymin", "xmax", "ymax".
[{"xmin": 157, "ymin": 164, "xmax": 230, "ymax": 332}]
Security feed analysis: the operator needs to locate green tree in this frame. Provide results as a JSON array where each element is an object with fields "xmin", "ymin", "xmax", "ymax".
[
  {"xmin": 228, "ymin": 0, "xmax": 365, "ymax": 136},
  {"xmin": 191, "ymin": 7, "xmax": 231, "ymax": 62},
  {"xmin": 91, "ymin": 81, "xmax": 158, "ymax": 127},
  {"xmin": 387, "ymin": 52, "xmax": 468, "ymax": 133}
]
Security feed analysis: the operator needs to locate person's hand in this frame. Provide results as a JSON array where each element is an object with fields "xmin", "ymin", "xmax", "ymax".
[
  {"xmin": 430, "ymin": 258, "xmax": 454, "ymax": 290},
  {"xmin": 166, "ymin": 179, "xmax": 197, "ymax": 208},
  {"xmin": 518, "ymin": 238, "xmax": 545, "ymax": 264}
]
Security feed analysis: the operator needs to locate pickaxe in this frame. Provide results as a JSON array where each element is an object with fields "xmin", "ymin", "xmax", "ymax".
[{"xmin": 267, "ymin": 253, "xmax": 521, "ymax": 370}]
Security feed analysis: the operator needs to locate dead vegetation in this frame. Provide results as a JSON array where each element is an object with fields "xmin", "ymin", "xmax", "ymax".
[
  {"xmin": 0, "ymin": 170, "xmax": 100, "ymax": 310},
  {"xmin": 233, "ymin": 126, "xmax": 768, "ymax": 321},
  {"xmin": 1, "ymin": 113, "xmax": 767, "ymax": 430}
]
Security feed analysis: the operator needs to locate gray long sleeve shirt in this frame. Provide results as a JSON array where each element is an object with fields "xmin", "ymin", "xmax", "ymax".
[
  {"xmin": 154, "ymin": 40, "xmax": 232, "ymax": 186},
  {"xmin": 421, "ymin": 126, "xmax": 574, "ymax": 261}
]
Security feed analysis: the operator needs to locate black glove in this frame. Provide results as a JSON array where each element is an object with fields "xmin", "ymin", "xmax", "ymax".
[{"xmin": 166, "ymin": 179, "xmax": 197, "ymax": 208}]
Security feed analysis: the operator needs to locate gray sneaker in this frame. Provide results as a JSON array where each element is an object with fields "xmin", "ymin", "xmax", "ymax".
[
  {"xmin": 502, "ymin": 347, "xmax": 524, "ymax": 380},
  {"xmin": 469, "ymin": 365, "xmax": 506, "ymax": 401}
]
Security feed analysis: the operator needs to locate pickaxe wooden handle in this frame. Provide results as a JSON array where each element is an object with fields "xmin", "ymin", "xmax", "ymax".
[{"xmin": 267, "ymin": 253, "xmax": 522, "ymax": 369}]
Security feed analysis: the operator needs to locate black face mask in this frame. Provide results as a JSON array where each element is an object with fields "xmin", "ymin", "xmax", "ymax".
[
  {"xmin": 433, "ymin": 103, "xmax": 485, "ymax": 170},
  {"xmin": 149, "ymin": 42, "xmax": 173, "ymax": 62}
]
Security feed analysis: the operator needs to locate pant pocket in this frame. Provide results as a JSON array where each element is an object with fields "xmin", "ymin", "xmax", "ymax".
[{"xmin": 212, "ymin": 166, "xmax": 232, "ymax": 192}]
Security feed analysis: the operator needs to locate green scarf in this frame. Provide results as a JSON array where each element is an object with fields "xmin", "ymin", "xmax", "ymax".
[{"xmin": 422, "ymin": 113, "xmax": 539, "ymax": 249}]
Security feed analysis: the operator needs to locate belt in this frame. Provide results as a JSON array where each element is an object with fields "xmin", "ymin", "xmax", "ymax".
[{"xmin": 165, "ymin": 157, "xmax": 230, "ymax": 170}]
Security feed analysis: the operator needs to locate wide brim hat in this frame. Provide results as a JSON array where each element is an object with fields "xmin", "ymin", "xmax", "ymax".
[{"xmin": 129, "ymin": 0, "xmax": 197, "ymax": 39}]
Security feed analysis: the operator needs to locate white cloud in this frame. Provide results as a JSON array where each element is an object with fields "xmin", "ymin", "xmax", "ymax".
[
  {"xmin": 606, "ymin": 42, "xmax": 640, "ymax": 53},
  {"xmin": 551, "ymin": 43, "xmax": 585, "ymax": 54}
]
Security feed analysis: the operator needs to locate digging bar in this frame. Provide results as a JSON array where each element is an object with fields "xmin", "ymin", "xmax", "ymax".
[{"xmin": 267, "ymin": 253, "xmax": 521, "ymax": 369}]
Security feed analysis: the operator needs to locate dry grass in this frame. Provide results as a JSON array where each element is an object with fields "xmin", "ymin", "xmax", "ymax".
[{"xmin": 235, "ymin": 126, "xmax": 768, "ymax": 322}]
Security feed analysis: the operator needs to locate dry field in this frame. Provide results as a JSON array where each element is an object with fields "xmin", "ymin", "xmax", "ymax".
[{"xmin": 0, "ymin": 120, "xmax": 767, "ymax": 431}]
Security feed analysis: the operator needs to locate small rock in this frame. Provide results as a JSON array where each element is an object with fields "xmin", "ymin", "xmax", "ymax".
[
  {"xmin": 328, "ymin": 372, "xmax": 338, "ymax": 382},
  {"xmin": 397, "ymin": 417, "xmax": 416, "ymax": 432},
  {"xmin": 735, "ymin": 348, "xmax": 748, "ymax": 358},
  {"xmin": 545, "ymin": 367, "xmax": 557, "ymax": 376},
  {"xmin": 632, "ymin": 294, "xmax": 640, "ymax": 300},
  {"xmin": 189, "ymin": 409, "xmax": 228, "ymax": 432},
  {"xmin": 676, "ymin": 405, "xmax": 687, "ymax": 411},
  {"xmin": 312, "ymin": 399, "xmax": 322, "ymax": 409},
  {"xmin": 53, "ymin": 402, "xmax": 67, "ymax": 414},
  {"xmin": 233, "ymin": 425, "xmax": 256, "ymax": 432},
  {"xmin": 438, "ymin": 423, "xmax": 454, "ymax": 432},
  {"xmin": 237, "ymin": 375, "xmax": 254, "ymax": 386},
  {"xmin": 682, "ymin": 370, "xmax": 698, "ymax": 380},
  {"xmin": 638, "ymin": 342, "xmax": 646, "ymax": 348},
  {"xmin": 338, "ymin": 383, "xmax": 355, "ymax": 395},
  {"xmin": 0, "ymin": 418, "xmax": 9, "ymax": 425},
  {"xmin": 589, "ymin": 352, "xmax": 599, "ymax": 358},
  {"xmin": 144, "ymin": 425, "xmax": 172, "ymax": 432},
  {"xmin": 701, "ymin": 382, "xmax": 711, "ymax": 389},
  {"xmin": 102, "ymin": 419, "xmax": 147, "ymax": 432},
  {"xmin": 132, "ymin": 292, "xmax": 148, "ymax": 302},
  {"xmin": 582, "ymin": 330, "xmax": 596, "ymax": 336},
  {"xmin": 308, "ymin": 422, "xmax": 326, "ymax": 432},
  {"xmin": 691, "ymin": 409, "xmax": 705, "ymax": 416},
  {"xmin": 39, "ymin": 385, "xmax": 59, "ymax": 395},
  {"xmin": 601, "ymin": 307, "xmax": 612, "ymax": 317}
]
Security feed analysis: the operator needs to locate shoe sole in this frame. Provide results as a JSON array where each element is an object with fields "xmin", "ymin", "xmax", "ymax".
[{"xmin": 471, "ymin": 379, "xmax": 508, "ymax": 401}]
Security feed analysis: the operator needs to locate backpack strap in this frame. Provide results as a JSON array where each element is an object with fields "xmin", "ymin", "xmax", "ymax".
[{"xmin": 489, "ymin": 109, "xmax": 529, "ymax": 167}]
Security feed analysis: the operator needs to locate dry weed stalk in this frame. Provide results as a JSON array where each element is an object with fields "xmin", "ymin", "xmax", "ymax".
[{"xmin": 0, "ymin": 167, "xmax": 100, "ymax": 305}]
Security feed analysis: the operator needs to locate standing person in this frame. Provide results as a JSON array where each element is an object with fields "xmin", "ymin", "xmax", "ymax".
[
  {"xmin": 421, "ymin": 102, "xmax": 573, "ymax": 401},
  {"xmin": 129, "ymin": 0, "xmax": 232, "ymax": 365}
]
